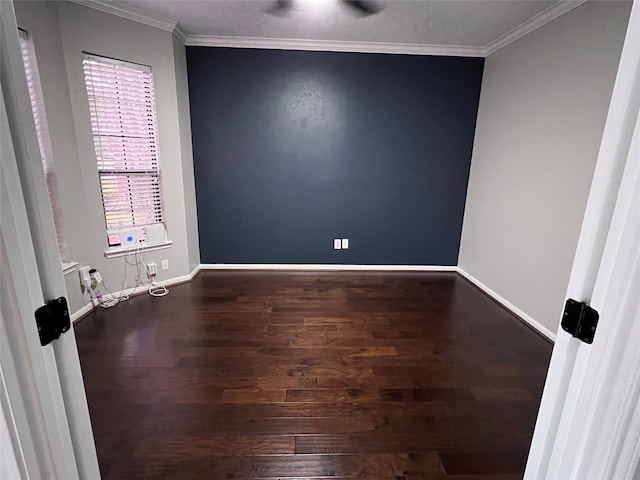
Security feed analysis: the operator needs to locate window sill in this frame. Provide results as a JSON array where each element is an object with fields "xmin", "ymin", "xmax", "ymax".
[
  {"xmin": 104, "ymin": 241, "xmax": 173, "ymax": 259},
  {"xmin": 62, "ymin": 261, "xmax": 79, "ymax": 276}
]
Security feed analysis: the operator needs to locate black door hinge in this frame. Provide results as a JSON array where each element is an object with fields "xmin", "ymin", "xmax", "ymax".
[
  {"xmin": 35, "ymin": 297, "xmax": 71, "ymax": 346},
  {"xmin": 561, "ymin": 298, "xmax": 599, "ymax": 344}
]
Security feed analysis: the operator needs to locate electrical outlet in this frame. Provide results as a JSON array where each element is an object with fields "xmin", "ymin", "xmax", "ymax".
[
  {"xmin": 146, "ymin": 262, "xmax": 158, "ymax": 276},
  {"xmin": 161, "ymin": 259, "xmax": 169, "ymax": 270},
  {"xmin": 341, "ymin": 238, "xmax": 349, "ymax": 249},
  {"xmin": 333, "ymin": 239, "xmax": 342, "ymax": 250}
]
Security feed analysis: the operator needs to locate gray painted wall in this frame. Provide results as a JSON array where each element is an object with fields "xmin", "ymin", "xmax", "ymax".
[
  {"xmin": 173, "ymin": 36, "xmax": 201, "ymax": 273},
  {"xmin": 14, "ymin": 1, "xmax": 88, "ymax": 313},
  {"xmin": 459, "ymin": 1, "xmax": 631, "ymax": 333},
  {"xmin": 15, "ymin": 1, "xmax": 199, "ymax": 314}
]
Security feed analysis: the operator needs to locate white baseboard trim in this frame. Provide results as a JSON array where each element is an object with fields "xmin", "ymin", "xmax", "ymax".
[
  {"xmin": 70, "ymin": 303, "xmax": 95, "ymax": 323},
  {"xmin": 71, "ymin": 263, "xmax": 452, "ymax": 321},
  {"xmin": 189, "ymin": 264, "xmax": 201, "ymax": 278},
  {"xmin": 199, "ymin": 263, "xmax": 457, "ymax": 272},
  {"xmin": 456, "ymin": 268, "xmax": 556, "ymax": 342},
  {"xmin": 70, "ymin": 269, "xmax": 198, "ymax": 323},
  {"xmin": 71, "ymin": 263, "xmax": 555, "ymax": 344}
]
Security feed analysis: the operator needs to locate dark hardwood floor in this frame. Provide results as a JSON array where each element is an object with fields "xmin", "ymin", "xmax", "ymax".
[{"xmin": 75, "ymin": 271, "xmax": 553, "ymax": 479}]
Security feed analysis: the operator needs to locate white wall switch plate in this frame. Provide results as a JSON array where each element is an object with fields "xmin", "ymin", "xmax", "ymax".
[
  {"xmin": 341, "ymin": 238, "xmax": 349, "ymax": 249},
  {"xmin": 333, "ymin": 239, "xmax": 342, "ymax": 250},
  {"xmin": 161, "ymin": 259, "xmax": 169, "ymax": 270}
]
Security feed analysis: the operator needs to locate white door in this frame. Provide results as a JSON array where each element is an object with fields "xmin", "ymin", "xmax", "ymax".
[
  {"xmin": 1, "ymin": 1, "xmax": 100, "ymax": 478},
  {"xmin": 525, "ymin": 2, "xmax": 640, "ymax": 478}
]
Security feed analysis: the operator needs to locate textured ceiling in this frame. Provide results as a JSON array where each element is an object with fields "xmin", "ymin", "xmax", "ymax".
[{"xmin": 108, "ymin": 0, "xmax": 558, "ymax": 47}]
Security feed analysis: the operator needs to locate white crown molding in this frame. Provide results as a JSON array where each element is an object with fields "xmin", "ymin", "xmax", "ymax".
[
  {"xmin": 172, "ymin": 24, "xmax": 188, "ymax": 44},
  {"xmin": 69, "ymin": 0, "xmax": 178, "ymax": 33},
  {"xmin": 68, "ymin": 0, "xmax": 585, "ymax": 57},
  {"xmin": 185, "ymin": 35, "xmax": 485, "ymax": 57},
  {"xmin": 483, "ymin": 0, "xmax": 588, "ymax": 56}
]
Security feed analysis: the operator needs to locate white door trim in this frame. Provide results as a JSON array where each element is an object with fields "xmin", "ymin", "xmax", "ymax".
[
  {"xmin": 525, "ymin": 2, "xmax": 640, "ymax": 478},
  {"xmin": 550, "ymin": 78, "xmax": 640, "ymax": 480},
  {"xmin": 585, "ymin": 128, "xmax": 640, "ymax": 475},
  {"xmin": 1, "ymin": 83, "xmax": 75, "ymax": 478},
  {"xmin": 0, "ymin": 381, "xmax": 23, "ymax": 480},
  {"xmin": 1, "ymin": 1, "xmax": 99, "ymax": 477}
]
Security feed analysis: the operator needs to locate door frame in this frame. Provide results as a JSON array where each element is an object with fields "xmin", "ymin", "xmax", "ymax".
[
  {"xmin": 525, "ymin": 1, "xmax": 640, "ymax": 478},
  {"xmin": 1, "ymin": 1, "xmax": 100, "ymax": 478},
  {"xmin": 1, "ymin": 81, "xmax": 72, "ymax": 479}
]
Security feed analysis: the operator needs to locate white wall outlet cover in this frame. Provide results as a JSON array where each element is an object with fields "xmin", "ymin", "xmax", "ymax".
[
  {"xmin": 334, "ymin": 239, "xmax": 342, "ymax": 249},
  {"xmin": 161, "ymin": 259, "xmax": 169, "ymax": 270},
  {"xmin": 341, "ymin": 238, "xmax": 349, "ymax": 249}
]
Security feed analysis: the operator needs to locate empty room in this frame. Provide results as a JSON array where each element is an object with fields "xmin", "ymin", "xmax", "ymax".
[{"xmin": 2, "ymin": 0, "xmax": 639, "ymax": 479}]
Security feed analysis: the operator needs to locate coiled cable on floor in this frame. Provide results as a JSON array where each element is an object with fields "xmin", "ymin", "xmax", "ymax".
[{"xmin": 148, "ymin": 281, "xmax": 169, "ymax": 297}]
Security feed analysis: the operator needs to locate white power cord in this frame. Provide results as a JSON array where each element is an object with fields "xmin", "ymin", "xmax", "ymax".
[
  {"xmin": 134, "ymin": 241, "xmax": 169, "ymax": 297},
  {"xmin": 148, "ymin": 276, "xmax": 169, "ymax": 297},
  {"xmin": 84, "ymin": 234, "xmax": 169, "ymax": 308}
]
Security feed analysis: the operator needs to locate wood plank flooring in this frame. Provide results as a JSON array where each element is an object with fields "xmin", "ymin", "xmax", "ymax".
[{"xmin": 75, "ymin": 271, "xmax": 552, "ymax": 479}]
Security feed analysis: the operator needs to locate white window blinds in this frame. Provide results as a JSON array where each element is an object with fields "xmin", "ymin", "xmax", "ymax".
[
  {"xmin": 83, "ymin": 54, "xmax": 163, "ymax": 231},
  {"xmin": 19, "ymin": 29, "xmax": 68, "ymax": 262}
]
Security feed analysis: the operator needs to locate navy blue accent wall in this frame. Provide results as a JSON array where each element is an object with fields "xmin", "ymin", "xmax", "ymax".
[{"xmin": 187, "ymin": 47, "xmax": 483, "ymax": 265}]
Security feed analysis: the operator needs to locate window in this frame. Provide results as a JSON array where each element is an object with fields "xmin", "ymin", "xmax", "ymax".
[
  {"xmin": 18, "ymin": 29, "xmax": 68, "ymax": 263},
  {"xmin": 82, "ymin": 54, "xmax": 163, "ymax": 238}
]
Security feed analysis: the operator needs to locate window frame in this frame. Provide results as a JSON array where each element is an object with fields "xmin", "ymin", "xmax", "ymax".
[
  {"xmin": 82, "ymin": 52, "xmax": 165, "ymax": 242},
  {"xmin": 18, "ymin": 28, "xmax": 69, "ymax": 264}
]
